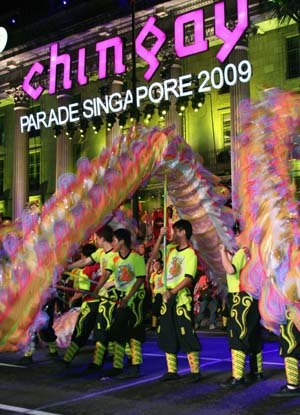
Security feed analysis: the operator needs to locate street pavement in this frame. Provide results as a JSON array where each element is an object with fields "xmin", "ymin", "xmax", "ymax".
[{"xmin": 0, "ymin": 329, "xmax": 299, "ymax": 415}]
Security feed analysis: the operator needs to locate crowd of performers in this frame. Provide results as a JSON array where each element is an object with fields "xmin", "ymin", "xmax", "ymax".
[{"xmin": 4, "ymin": 202, "xmax": 299, "ymax": 399}]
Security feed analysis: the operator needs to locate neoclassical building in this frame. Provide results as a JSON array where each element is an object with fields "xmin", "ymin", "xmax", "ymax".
[{"xmin": 0, "ymin": 0, "xmax": 299, "ymax": 219}]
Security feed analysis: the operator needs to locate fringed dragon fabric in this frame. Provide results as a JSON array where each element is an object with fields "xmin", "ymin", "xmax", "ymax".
[
  {"xmin": 236, "ymin": 90, "xmax": 300, "ymax": 334},
  {"xmin": 0, "ymin": 125, "xmax": 233, "ymax": 351}
]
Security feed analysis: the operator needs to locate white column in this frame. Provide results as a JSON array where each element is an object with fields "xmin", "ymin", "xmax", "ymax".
[
  {"xmin": 12, "ymin": 86, "xmax": 30, "ymax": 220},
  {"xmin": 229, "ymin": 43, "xmax": 250, "ymax": 211},
  {"xmin": 106, "ymin": 79, "xmax": 123, "ymax": 148},
  {"xmin": 165, "ymin": 64, "xmax": 183, "ymax": 137},
  {"xmin": 55, "ymin": 94, "xmax": 74, "ymax": 188}
]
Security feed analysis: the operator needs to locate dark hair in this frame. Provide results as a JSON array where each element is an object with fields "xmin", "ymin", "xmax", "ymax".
[
  {"xmin": 95, "ymin": 225, "xmax": 113, "ymax": 242},
  {"xmin": 113, "ymin": 228, "xmax": 131, "ymax": 248},
  {"xmin": 154, "ymin": 217, "xmax": 163, "ymax": 226},
  {"xmin": 173, "ymin": 219, "xmax": 193, "ymax": 240},
  {"xmin": 25, "ymin": 200, "xmax": 40, "ymax": 210},
  {"xmin": 155, "ymin": 258, "xmax": 163, "ymax": 267},
  {"xmin": 233, "ymin": 221, "xmax": 241, "ymax": 235},
  {"xmin": 81, "ymin": 243, "xmax": 97, "ymax": 258}
]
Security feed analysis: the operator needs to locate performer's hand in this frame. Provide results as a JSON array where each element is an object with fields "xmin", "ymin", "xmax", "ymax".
[
  {"xmin": 162, "ymin": 290, "xmax": 173, "ymax": 302},
  {"xmin": 118, "ymin": 298, "xmax": 128, "ymax": 308},
  {"xmin": 219, "ymin": 244, "xmax": 225, "ymax": 252},
  {"xmin": 159, "ymin": 227, "xmax": 167, "ymax": 238}
]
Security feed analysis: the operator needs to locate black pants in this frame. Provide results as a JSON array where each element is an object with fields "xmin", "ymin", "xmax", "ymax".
[
  {"xmin": 279, "ymin": 309, "xmax": 300, "ymax": 359},
  {"xmin": 158, "ymin": 294, "xmax": 201, "ymax": 354},
  {"xmin": 39, "ymin": 298, "xmax": 57, "ymax": 343},
  {"xmin": 110, "ymin": 289, "xmax": 146, "ymax": 344},
  {"xmin": 71, "ymin": 301, "xmax": 99, "ymax": 348},
  {"xmin": 94, "ymin": 289, "xmax": 119, "ymax": 345},
  {"xmin": 227, "ymin": 292, "xmax": 262, "ymax": 355},
  {"xmin": 152, "ymin": 293, "xmax": 163, "ymax": 317}
]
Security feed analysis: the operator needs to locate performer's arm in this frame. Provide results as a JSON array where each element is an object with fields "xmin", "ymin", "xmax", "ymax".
[
  {"xmin": 66, "ymin": 256, "xmax": 93, "ymax": 271},
  {"xmin": 163, "ymin": 276, "xmax": 193, "ymax": 302},
  {"xmin": 149, "ymin": 226, "xmax": 166, "ymax": 262},
  {"xmin": 219, "ymin": 244, "xmax": 235, "ymax": 274},
  {"xmin": 94, "ymin": 270, "xmax": 111, "ymax": 295},
  {"xmin": 150, "ymin": 282, "xmax": 155, "ymax": 296},
  {"xmin": 69, "ymin": 292, "xmax": 83, "ymax": 307},
  {"xmin": 119, "ymin": 277, "xmax": 145, "ymax": 308}
]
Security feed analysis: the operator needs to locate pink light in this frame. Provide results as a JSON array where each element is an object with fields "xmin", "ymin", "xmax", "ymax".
[
  {"xmin": 78, "ymin": 48, "xmax": 88, "ymax": 86},
  {"xmin": 136, "ymin": 16, "xmax": 166, "ymax": 81},
  {"xmin": 174, "ymin": 9, "xmax": 208, "ymax": 58},
  {"xmin": 96, "ymin": 37, "xmax": 126, "ymax": 79},
  {"xmin": 48, "ymin": 43, "xmax": 72, "ymax": 95},
  {"xmin": 22, "ymin": 1, "xmax": 250, "ymax": 100},
  {"xmin": 215, "ymin": 0, "xmax": 249, "ymax": 62},
  {"xmin": 22, "ymin": 62, "xmax": 44, "ymax": 100}
]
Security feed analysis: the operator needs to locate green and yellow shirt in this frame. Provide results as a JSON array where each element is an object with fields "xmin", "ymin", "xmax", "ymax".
[
  {"xmin": 149, "ymin": 270, "xmax": 164, "ymax": 294},
  {"xmin": 226, "ymin": 248, "xmax": 247, "ymax": 293},
  {"xmin": 165, "ymin": 245, "xmax": 197, "ymax": 289},
  {"xmin": 106, "ymin": 250, "xmax": 146, "ymax": 299},
  {"xmin": 100, "ymin": 249, "xmax": 116, "ymax": 295},
  {"xmin": 91, "ymin": 247, "xmax": 104, "ymax": 264}
]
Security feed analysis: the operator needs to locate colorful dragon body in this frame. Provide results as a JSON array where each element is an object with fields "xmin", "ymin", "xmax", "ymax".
[
  {"xmin": 0, "ymin": 125, "xmax": 233, "ymax": 351},
  {"xmin": 236, "ymin": 90, "xmax": 300, "ymax": 334},
  {"xmin": 2, "ymin": 89, "xmax": 299, "ymax": 352}
]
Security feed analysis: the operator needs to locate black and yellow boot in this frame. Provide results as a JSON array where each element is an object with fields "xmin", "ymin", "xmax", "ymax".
[{"xmin": 160, "ymin": 353, "xmax": 180, "ymax": 381}]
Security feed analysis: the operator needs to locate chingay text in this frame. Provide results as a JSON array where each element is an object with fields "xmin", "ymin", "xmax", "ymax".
[{"xmin": 22, "ymin": 0, "xmax": 249, "ymax": 100}]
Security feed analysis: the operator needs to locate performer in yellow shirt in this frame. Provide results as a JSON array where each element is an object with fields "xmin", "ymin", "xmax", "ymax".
[
  {"xmin": 149, "ymin": 258, "xmax": 164, "ymax": 330},
  {"xmin": 151, "ymin": 219, "xmax": 201, "ymax": 383},
  {"xmin": 94, "ymin": 228, "xmax": 146, "ymax": 379},
  {"xmin": 219, "ymin": 229, "xmax": 263, "ymax": 388}
]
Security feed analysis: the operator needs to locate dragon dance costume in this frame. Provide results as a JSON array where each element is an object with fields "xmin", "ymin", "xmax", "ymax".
[
  {"xmin": 105, "ymin": 249, "xmax": 146, "ymax": 376},
  {"xmin": 158, "ymin": 244, "xmax": 201, "ymax": 380},
  {"xmin": 226, "ymin": 248, "xmax": 263, "ymax": 381}
]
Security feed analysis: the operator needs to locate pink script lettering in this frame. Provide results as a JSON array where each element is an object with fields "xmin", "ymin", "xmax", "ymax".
[{"xmin": 23, "ymin": 0, "xmax": 249, "ymax": 99}]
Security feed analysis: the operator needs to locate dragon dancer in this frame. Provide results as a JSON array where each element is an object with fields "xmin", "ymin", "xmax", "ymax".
[
  {"xmin": 151, "ymin": 219, "xmax": 201, "ymax": 382},
  {"xmin": 63, "ymin": 242, "xmax": 101, "ymax": 365},
  {"xmin": 95, "ymin": 228, "xmax": 146, "ymax": 379},
  {"xmin": 219, "ymin": 229, "xmax": 263, "ymax": 388}
]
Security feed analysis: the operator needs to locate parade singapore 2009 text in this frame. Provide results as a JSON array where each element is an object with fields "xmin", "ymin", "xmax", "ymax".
[{"xmin": 20, "ymin": 59, "xmax": 252, "ymax": 134}]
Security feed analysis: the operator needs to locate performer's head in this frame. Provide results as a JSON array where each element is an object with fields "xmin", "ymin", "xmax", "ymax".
[
  {"xmin": 95, "ymin": 225, "xmax": 113, "ymax": 247},
  {"xmin": 172, "ymin": 219, "xmax": 193, "ymax": 242},
  {"xmin": 81, "ymin": 243, "xmax": 97, "ymax": 258},
  {"xmin": 153, "ymin": 258, "xmax": 163, "ymax": 272},
  {"xmin": 25, "ymin": 200, "xmax": 41, "ymax": 215},
  {"xmin": 233, "ymin": 220, "xmax": 247, "ymax": 247},
  {"xmin": 113, "ymin": 228, "xmax": 131, "ymax": 250}
]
